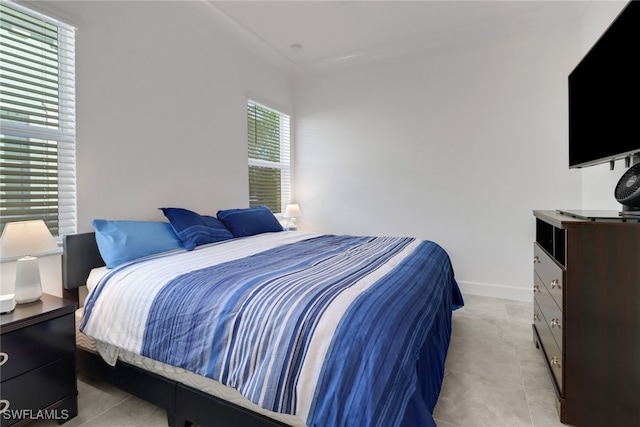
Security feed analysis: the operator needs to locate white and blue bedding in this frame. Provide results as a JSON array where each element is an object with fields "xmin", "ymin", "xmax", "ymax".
[{"xmin": 81, "ymin": 231, "xmax": 463, "ymax": 427}]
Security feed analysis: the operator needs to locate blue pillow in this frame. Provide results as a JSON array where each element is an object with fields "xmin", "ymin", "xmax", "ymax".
[
  {"xmin": 160, "ymin": 207, "xmax": 233, "ymax": 251},
  {"xmin": 216, "ymin": 205, "xmax": 283, "ymax": 238},
  {"xmin": 92, "ymin": 220, "xmax": 183, "ymax": 268}
]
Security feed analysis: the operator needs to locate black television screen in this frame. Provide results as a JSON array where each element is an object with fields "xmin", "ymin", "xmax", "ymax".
[{"xmin": 568, "ymin": 1, "xmax": 640, "ymax": 168}]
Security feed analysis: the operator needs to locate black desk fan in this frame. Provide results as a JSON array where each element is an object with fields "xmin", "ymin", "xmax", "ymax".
[{"xmin": 615, "ymin": 162, "xmax": 640, "ymax": 209}]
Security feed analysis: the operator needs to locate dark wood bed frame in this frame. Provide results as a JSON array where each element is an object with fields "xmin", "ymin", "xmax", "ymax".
[{"xmin": 62, "ymin": 233, "xmax": 290, "ymax": 427}]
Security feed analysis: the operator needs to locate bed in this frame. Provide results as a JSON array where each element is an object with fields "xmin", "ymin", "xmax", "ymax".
[{"xmin": 62, "ymin": 229, "xmax": 463, "ymax": 427}]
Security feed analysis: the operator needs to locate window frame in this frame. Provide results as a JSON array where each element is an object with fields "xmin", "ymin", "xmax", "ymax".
[
  {"xmin": 0, "ymin": 0, "xmax": 76, "ymax": 238},
  {"xmin": 247, "ymin": 99, "xmax": 291, "ymax": 215}
]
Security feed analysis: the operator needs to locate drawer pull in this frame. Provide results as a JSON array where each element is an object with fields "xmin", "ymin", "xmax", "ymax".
[
  {"xmin": 533, "ymin": 256, "xmax": 540, "ymax": 264},
  {"xmin": 533, "ymin": 285, "xmax": 540, "ymax": 293},
  {"xmin": 551, "ymin": 356, "xmax": 561, "ymax": 368},
  {"xmin": 551, "ymin": 318, "xmax": 561, "ymax": 328},
  {"xmin": 0, "ymin": 352, "xmax": 7, "ymax": 366},
  {"xmin": 551, "ymin": 279, "xmax": 561, "ymax": 289},
  {"xmin": 533, "ymin": 313, "xmax": 540, "ymax": 322}
]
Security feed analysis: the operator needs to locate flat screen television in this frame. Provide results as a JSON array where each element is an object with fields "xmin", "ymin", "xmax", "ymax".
[{"xmin": 568, "ymin": 1, "xmax": 640, "ymax": 169}]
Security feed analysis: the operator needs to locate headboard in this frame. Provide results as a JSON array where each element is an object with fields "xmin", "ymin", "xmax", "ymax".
[{"xmin": 62, "ymin": 232, "xmax": 105, "ymax": 297}]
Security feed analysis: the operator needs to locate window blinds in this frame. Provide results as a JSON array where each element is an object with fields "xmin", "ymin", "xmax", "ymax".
[
  {"xmin": 247, "ymin": 100, "xmax": 290, "ymax": 214},
  {"xmin": 0, "ymin": 0, "xmax": 76, "ymax": 237}
]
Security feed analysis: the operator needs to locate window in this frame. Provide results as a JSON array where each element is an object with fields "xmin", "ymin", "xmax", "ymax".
[
  {"xmin": 247, "ymin": 100, "xmax": 290, "ymax": 214},
  {"xmin": 0, "ymin": 0, "xmax": 76, "ymax": 237}
]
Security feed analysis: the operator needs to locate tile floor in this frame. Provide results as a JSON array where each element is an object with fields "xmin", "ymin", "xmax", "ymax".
[{"xmin": 29, "ymin": 295, "xmax": 566, "ymax": 427}]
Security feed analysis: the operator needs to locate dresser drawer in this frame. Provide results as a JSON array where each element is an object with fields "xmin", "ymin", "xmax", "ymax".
[
  {"xmin": 534, "ymin": 273, "xmax": 563, "ymax": 351},
  {"xmin": 0, "ymin": 356, "xmax": 76, "ymax": 427},
  {"xmin": 534, "ymin": 300, "xmax": 563, "ymax": 395},
  {"xmin": 534, "ymin": 243, "xmax": 564, "ymax": 308},
  {"xmin": 0, "ymin": 314, "xmax": 75, "ymax": 382}
]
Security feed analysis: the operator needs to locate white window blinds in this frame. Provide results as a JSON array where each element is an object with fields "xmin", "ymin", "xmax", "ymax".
[
  {"xmin": 247, "ymin": 100, "xmax": 290, "ymax": 214},
  {"xmin": 0, "ymin": 0, "xmax": 76, "ymax": 237}
]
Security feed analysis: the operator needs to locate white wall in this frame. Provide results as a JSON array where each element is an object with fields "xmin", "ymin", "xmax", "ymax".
[
  {"xmin": 294, "ymin": 18, "xmax": 583, "ymax": 301},
  {"xmin": 36, "ymin": 0, "xmax": 293, "ymax": 230},
  {"xmin": 1, "ymin": 0, "xmax": 293, "ymax": 298},
  {"xmin": 578, "ymin": 0, "xmax": 629, "ymax": 209}
]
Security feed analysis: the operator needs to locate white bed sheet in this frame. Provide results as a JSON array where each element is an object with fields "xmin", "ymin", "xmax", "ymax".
[{"xmin": 86, "ymin": 266, "xmax": 108, "ymax": 293}]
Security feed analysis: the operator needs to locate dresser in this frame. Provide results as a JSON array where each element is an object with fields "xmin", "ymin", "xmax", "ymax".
[
  {"xmin": 0, "ymin": 294, "xmax": 77, "ymax": 426},
  {"xmin": 532, "ymin": 210, "xmax": 640, "ymax": 427}
]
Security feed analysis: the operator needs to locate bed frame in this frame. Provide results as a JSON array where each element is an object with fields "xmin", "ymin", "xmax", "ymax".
[{"xmin": 62, "ymin": 233, "xmax": 290, "ymax": 427}]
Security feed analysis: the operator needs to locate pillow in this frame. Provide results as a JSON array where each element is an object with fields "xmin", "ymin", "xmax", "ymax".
[
  {"xmin": 92, "ymin": 220, "xmax": 183, "ymax": 269},
  {"xmin": 216, "ymin": 205, "xmax": 283, "ymax": 238},
  {"xmin": 160, "ymin": 207, "xmax": 233, "ymax": 250}
]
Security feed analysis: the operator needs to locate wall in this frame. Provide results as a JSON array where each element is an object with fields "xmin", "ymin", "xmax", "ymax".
[
  {"xmin": 578, "ymin": 0, "xmax": 629, "ymax": 209},
  {"xmin": 1, "ymin": 0, "xmax": 293, "ymax": 298},
  {"xmin": 46, "ymin": 0, "xmax": 293, "ymax": 228},
  {"xmin": 294, "ymin": 18, "xmax": 582, "ymax": 301}
]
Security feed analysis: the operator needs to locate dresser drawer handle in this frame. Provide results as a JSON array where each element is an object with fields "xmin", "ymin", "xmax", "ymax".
[
  {"xmin": 533, "ymin": 285, "xmax": 540, "ymax": 293},
  {"xmin": 550, "ymin": 318, "xmax": 561, "ymax": 328},
  {"xmin": 533, "ymin": 313, "xmax": 540, "ymax": 322},
  {"xmin": 551, "ymin": 356, "xmax": 561, "ymax": 368},
  {"xmin": 0, "ymin": 352, "xmax": 7, "ymax": 366},
  {"xmin": 533, "ymin": 256, "xmax": 540, "ymax": 264},
  {"xmin": 0, "ymin": 399, "xmax": 9, "ymax": 415},
  {"xmin": 551, "ymin": 279, "xmax": 561, "ymax": 289}
]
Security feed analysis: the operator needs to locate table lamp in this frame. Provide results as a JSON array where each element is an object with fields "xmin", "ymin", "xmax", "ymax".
[
  {"xmin": 0, "ymin": 220, "xmax": 58, "ymax": 304},
  {"xmin": 283, "ymin": 204, "xmax": 301, "ymax": 231}
]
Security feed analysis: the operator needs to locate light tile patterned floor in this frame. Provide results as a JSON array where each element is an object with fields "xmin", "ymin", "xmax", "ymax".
[
  {"xmin": 432, "ymin": 295, "xmax": 565, "ymax": 427},
  {"xmin": 29, "ymin": 295, "xmax": 565, "ymax": 427}
]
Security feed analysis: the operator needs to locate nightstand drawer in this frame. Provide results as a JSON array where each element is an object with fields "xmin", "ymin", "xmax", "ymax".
[
  {"xmin": 0, "ymin": 356, "xmax": 76, "ymax": 427},
  {"xmin": 0, "ymin": 313, "xmax": 74, "ymax": 381},
  {"xmin": 534, "ymin": 244, "xmax": 563, "ymax": 308}
]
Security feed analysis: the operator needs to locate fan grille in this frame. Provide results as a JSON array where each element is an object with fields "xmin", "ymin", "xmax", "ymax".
[{"xmin": 615, "ymin": 163, "xmax": 640, "ymax": 203}]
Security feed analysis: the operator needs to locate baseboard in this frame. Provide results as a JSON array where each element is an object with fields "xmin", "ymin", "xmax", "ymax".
[{"xmin": 456, "ymin": 280, "xmax": 532, "ymax": 302}]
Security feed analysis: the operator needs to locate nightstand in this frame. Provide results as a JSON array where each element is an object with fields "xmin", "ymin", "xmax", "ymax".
[{"xmin": 0, "ymin": 294, "xmax": 78, "ymax": 426}]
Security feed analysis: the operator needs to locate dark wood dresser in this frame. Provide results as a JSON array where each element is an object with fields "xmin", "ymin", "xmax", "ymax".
[
  {"xmin": 532, "ymin": 210, "xmax": 640, "ymax": 427},
  {"xmin": 0, "ymin": 294, "xmax": 77, "ymax": 426}
]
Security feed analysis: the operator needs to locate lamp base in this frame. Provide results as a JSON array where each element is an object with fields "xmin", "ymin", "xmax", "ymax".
[
  {"xmin": 14, "ymin": 256, "xmax": 43, "ymax": 304},
  {"xmin": 286, "ymin": 217, "xmax": 298, "ymax": 231}
]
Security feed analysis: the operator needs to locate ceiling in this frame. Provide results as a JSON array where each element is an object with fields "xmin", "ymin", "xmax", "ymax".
[{"xmin": 209, "ymin": 1, "xmax": 590, "ymax": 68}]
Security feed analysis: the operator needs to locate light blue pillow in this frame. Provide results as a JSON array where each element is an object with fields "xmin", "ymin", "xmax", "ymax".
[
  {"xmin": 217, "ymin": 205, "xmax": 283, "ymax": 238},
  {"xmin": 92, "ymin": 220, "xmax": 183, "ymax": 268},
  {"xmin": 159, "ymin": 207, "xmax": 234, "ymax": 251}
]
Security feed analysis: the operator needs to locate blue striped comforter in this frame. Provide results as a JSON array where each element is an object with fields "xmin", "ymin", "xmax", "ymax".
[{"xmin": 81, "ymin": 232, "xmax": 462, "ymax": 427}]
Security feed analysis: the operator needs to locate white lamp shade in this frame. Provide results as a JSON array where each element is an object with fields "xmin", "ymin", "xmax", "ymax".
[
  {"xmin": 0, "ymin": 220, "xmax": 58, "ymax": 259},
  {"xmin": 284, "ymin": 204, "xmax": 301, "ymax": 218}
]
